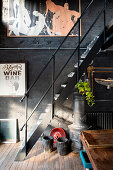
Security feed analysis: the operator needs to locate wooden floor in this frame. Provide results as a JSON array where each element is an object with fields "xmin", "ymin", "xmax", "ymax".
[{"xmin": 0, "ymin": 141, "xmax": 84, "ymax": 170}]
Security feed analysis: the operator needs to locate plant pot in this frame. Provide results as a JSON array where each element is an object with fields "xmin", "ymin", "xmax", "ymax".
[
  {"xmin": 57, "ymin": 137, "xmax": 69, "ymax": 156},
  {"xmin": 42, "ymin": 136, "xmax": 53, "ymax": 152}
]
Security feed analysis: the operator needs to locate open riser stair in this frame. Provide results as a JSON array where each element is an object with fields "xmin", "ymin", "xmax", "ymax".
[{"xmin": 15, "ymin": 0, "xmax": 113, "ymax": 161}]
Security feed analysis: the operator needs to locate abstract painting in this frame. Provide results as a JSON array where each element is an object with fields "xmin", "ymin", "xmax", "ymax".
[{"xmin": 8, "ymin": 0, "xmax": 81, "ymax": 36}]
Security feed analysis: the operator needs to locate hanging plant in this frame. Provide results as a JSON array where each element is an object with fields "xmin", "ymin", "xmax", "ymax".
[{"xmin": 75, "ymin": 81, "xmax": 95, "ymax": 107}]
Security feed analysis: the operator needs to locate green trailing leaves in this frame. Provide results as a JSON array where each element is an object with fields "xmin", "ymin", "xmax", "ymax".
[{"xmin": 75, "ymin": 81, "xmax": 95, "ymax": 107}]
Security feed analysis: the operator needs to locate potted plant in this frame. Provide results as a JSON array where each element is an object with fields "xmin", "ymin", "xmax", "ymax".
[
  {"xmin": 72, "ymin": 80, "xmax": 95, "ymax": 129},
  {"xmin": 75, "ymin": 81, "xmax": 95, "ymax": 107},
  {"xmin": 68, "ymin": 81, "xmax": 95, "ymax": 152}
]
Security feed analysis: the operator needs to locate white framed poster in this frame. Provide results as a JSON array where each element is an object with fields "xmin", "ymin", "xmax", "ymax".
[{"xmin": 0, "ymin": 62, "xmax": 26, "ymax": 97}]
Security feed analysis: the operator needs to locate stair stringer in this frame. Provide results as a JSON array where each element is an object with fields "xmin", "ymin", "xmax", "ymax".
[{"xmin": 15, "ymin": 110, "xmax": 51, "ymax": 161}]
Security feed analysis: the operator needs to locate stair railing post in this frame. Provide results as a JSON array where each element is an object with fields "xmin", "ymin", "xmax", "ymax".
[
  {"xmin": 52, "ymin": 55, "xmax": 55, "ymax": 120},
  {"xmin": 77, "ymin": 19, "xmax": 81, "ymax": 82},
  {"xmin": 104, "ymin": 0, "xmax": 107, "ymax": 42},
  {"xmin": 25, "ymin": 95, "xmax": 28, "ymax": 156}
]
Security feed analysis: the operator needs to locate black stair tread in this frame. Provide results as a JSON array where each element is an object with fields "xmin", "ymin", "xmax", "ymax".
[
  {"xmin": 101, "ymin": 33, "xmax": 113, "ymax": 50},
  {"xmin": 101, "ymin": 19, "xmax": 113, "ymax": 50},
  {"xmin": 106, "ymin": 19, "xmax": 113, "ymax": 37},
  {"xmin": 57, "ymin": 31, "xmax": 104, "ymax": 104},
  {"xmin": 55, "ymin": 68, "xmax": 77, "ymax": 95},
  {"xmin": 79, "ymin": 31, "xmax": 104, "ymax": 77},
  {"xmin": 56, "ymin": 68, "xmax": 78, "ymax": 98},
  {"xmin": 56, "ymin": 73, "xmax": 76, "ymax": 104}
]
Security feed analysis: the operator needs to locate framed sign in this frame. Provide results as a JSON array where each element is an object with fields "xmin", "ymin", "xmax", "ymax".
[
  {"xmin": 7, "ymin": 0, "xmax": 81, "ymax": 37},
  {"xmin": 0, "ymin": 119, "xmax": 19, "ymax": 143},
  {"xmin": 0, "ymin": 62, "xmax": 26, "ymax": 97}
]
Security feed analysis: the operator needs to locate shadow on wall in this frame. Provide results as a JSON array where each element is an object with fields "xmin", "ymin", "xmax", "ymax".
[
  {"xmin": 0, "ymin": 0, "xmax": 77, "ymax": 141},
  {"xmin": 0, "ymin": 1, "xmax": 53, "ymax": 140}
]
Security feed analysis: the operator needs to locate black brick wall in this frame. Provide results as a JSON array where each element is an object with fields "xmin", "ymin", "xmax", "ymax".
[{"xmin": 0, "ymin": 0, "xmax": 113, "ymax": 135}]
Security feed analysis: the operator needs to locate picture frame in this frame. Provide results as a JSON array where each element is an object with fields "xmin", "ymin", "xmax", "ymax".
[
  {"xmin": 7, "ymin": 0, "xmax": 81, "ymax": 37},
  {"xmin": 0, "ymin": 119, "xmax": 19, "ymax": 143},
  {"xmin": 0, "ymin": 62, "xmax": 26, "ymax": 97}
]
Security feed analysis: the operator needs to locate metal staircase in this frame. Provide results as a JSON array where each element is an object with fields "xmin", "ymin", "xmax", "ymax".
[
  {"xmin": 56, "ymin": 35, "xmax": 102, "ymax": 104},
  {"xmin": 15, "ymin": 0, "xmax": 113, "ymax": 161}
]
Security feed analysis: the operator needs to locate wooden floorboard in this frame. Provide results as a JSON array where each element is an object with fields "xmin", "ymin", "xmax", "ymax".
[
  {"xmin": 1, "ymin": 142, "xmax": 20, "ymax": 170},
  {"xmin": 0, "ymin": 141, "xmax": 84, "ymax": 170},
  {"xmin": 0, "ymin": 144, "xmax": 14, "ymax": 166}
]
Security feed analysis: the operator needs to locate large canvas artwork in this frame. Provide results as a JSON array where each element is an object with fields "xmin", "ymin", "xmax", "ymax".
[{"xmin": 8, "ymin": 0, "xmax": 81, "ymax": 36}]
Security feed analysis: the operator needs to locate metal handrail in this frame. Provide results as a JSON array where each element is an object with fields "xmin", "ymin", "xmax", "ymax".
[
  {"xmin": 20, "ymin": 0, "xmax": 94, "ymax": 102},
  {"xmin": 20, "ymin": 5, "xmax": 105, "ymax": 131}
]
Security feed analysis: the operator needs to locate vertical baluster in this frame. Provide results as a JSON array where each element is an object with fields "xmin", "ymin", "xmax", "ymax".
[
  {"xmin": 25, "ymin": 96, "xmax": 28, "ymax": 156},
  {"xmin": 104, "ymin": 0, "xmax": 107, "ymax": 42},
  {"xmin": 77, "ymin": 20, "xmax": 81, "ymax": 82},
  {"xmin": 52, "ymin": 55, "xmax": 55, "ymax": 120},
  {"xmin": 25, "ymin": 63, "xmax": 28, "ymax": 156}
]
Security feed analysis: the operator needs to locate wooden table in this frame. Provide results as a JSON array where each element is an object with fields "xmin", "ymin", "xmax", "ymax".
[{"xmin": 80, "ymin": 129, "xmax": 113, "ymax": 170}]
